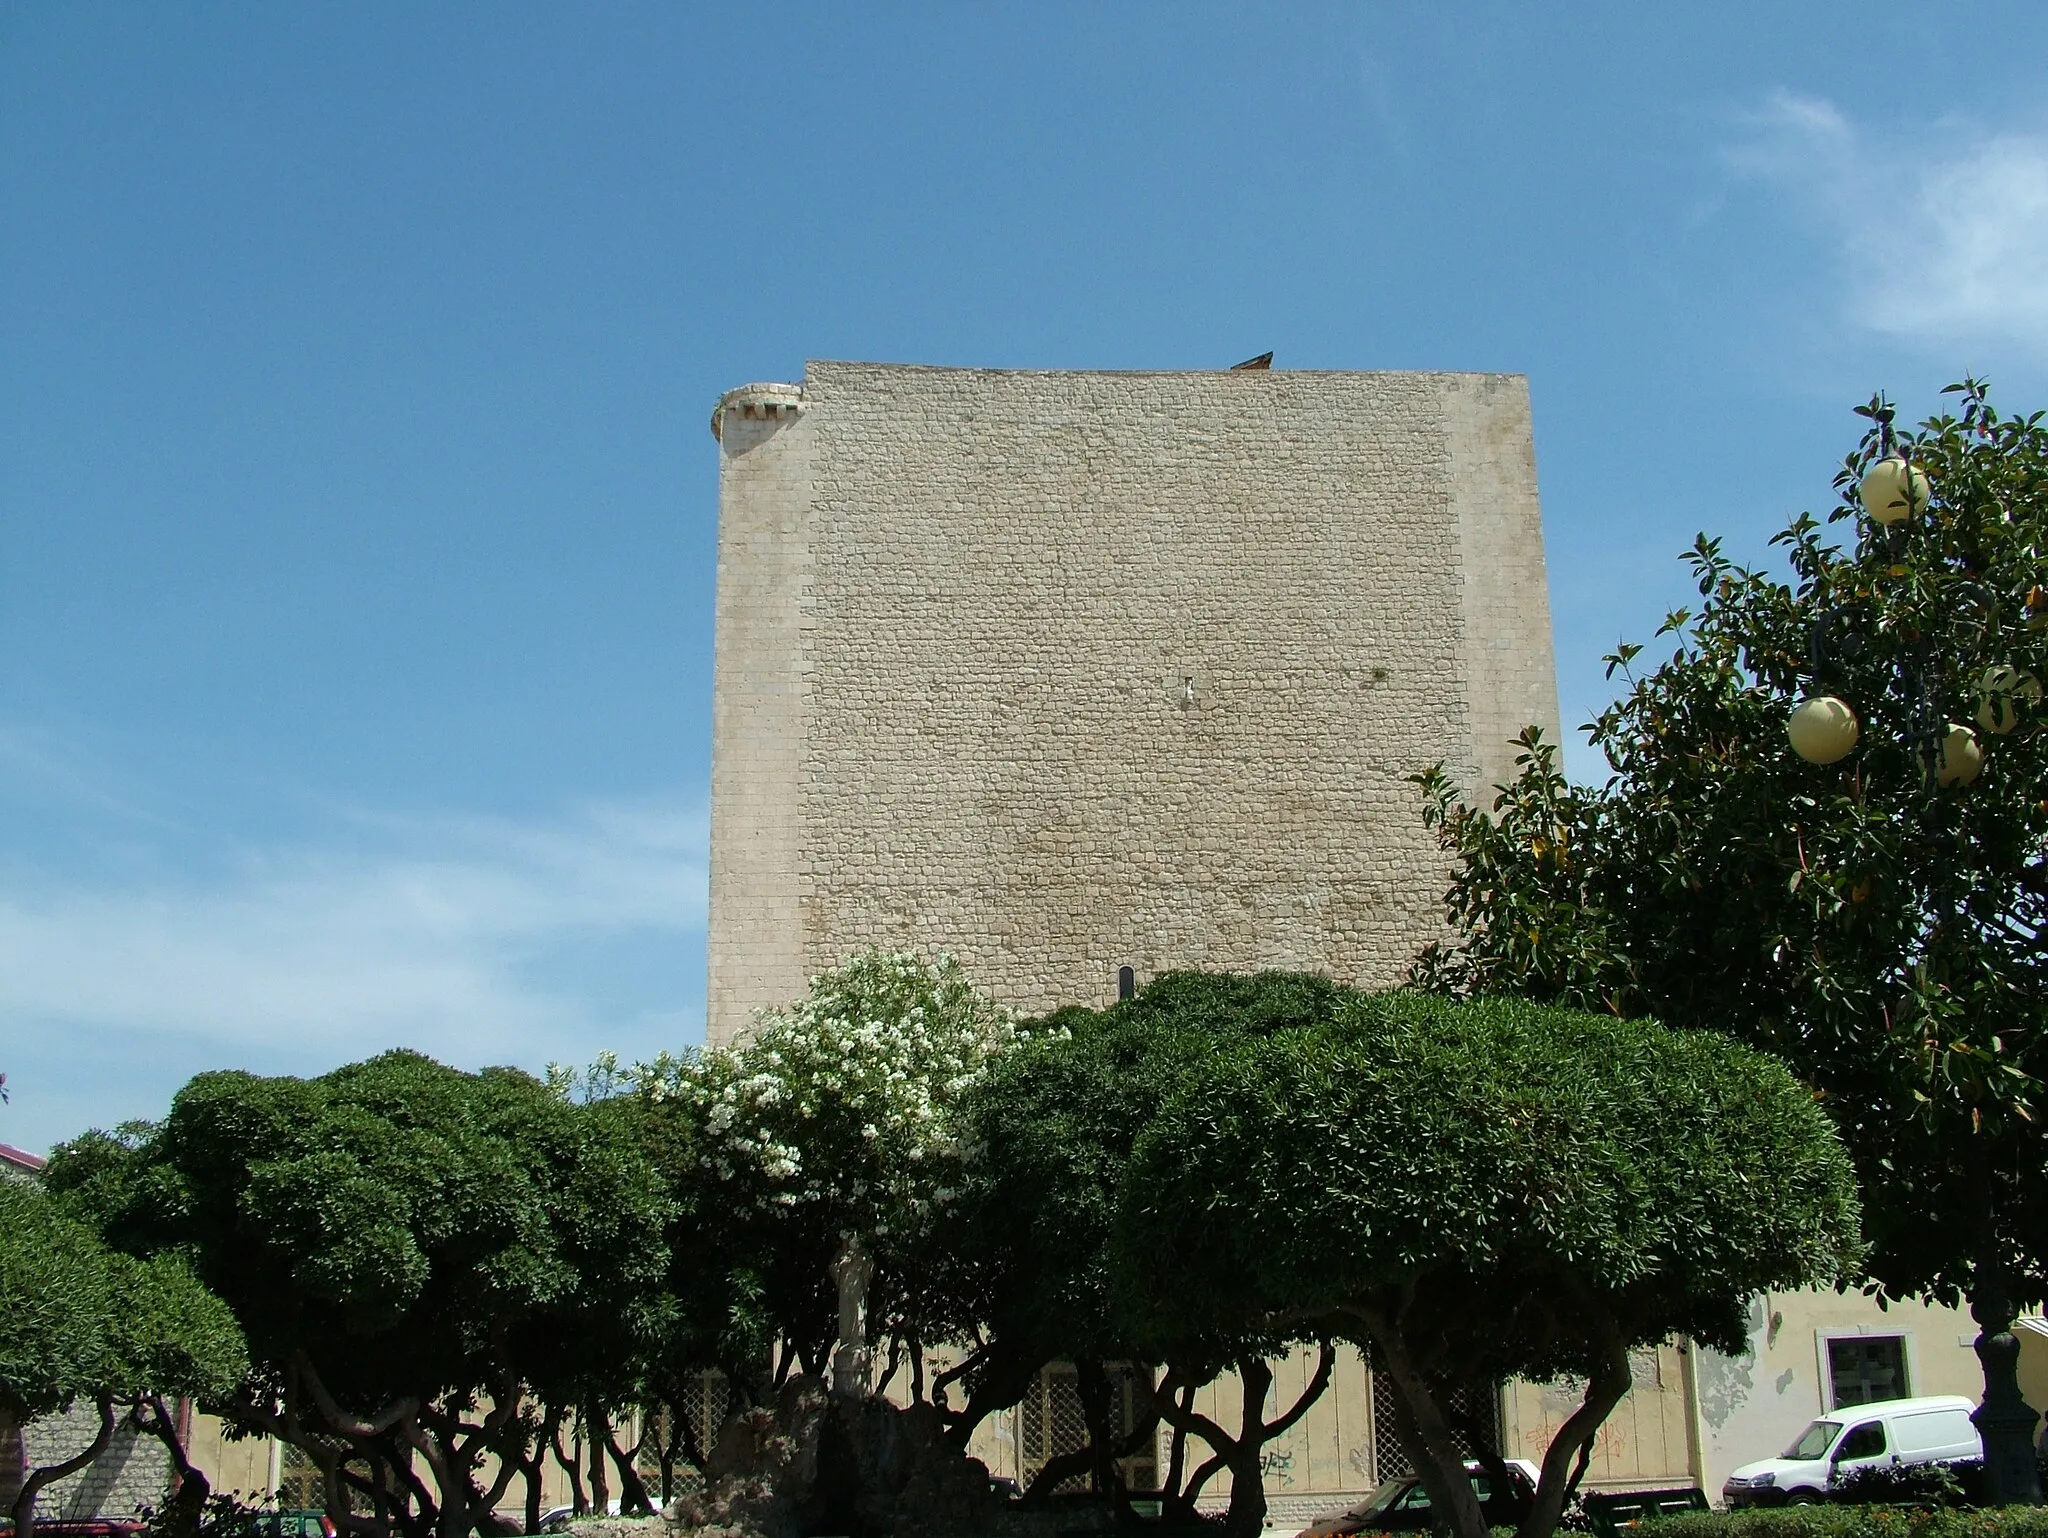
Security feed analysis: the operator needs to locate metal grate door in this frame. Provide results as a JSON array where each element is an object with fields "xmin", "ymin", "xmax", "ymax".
[
  {"xmin": 1017, "ymin": 1363, "xmax": 1159, "ymax": 1494},
  {"xmin": 1368, "ymin": 1372, "xmax": 1500, "ymax": 1481}
]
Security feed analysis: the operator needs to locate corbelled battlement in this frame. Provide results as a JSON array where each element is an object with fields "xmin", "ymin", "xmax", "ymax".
[{"xmin": 710, "ymin": 382, "xmax": 805, "ymax": 442}]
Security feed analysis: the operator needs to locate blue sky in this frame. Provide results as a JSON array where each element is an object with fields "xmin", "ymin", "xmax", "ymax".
[{"xmin": 5, "ymin": 4, "xmax": 2047, "ymax": 1153}]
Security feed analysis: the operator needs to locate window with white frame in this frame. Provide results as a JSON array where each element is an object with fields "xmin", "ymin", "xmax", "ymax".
[{"xmin": 1827, "ymin": 1335, "xmax": 1909, "ymax": 1408}]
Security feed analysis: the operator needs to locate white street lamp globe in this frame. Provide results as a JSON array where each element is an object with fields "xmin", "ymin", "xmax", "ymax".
[
  {"xmin": 1937, "ymin": 723, "xmax": 1985, "ymax": 787},
  {"xmin": 1788, "ymin": 696, "xmax": 1860, "ymax": 764},
  {"xmin": 1975, "ymin": 665, "xmax": 2042, "ymax": 736},
  {"xmin": 1858, "ymin": 456, "xmax": 1931, "ymax": 525}
]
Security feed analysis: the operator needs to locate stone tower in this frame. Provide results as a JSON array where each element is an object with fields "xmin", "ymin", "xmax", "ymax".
[{"xmin": 706, "ymin": 361, "xmax": 1558, "ymax": 1045}]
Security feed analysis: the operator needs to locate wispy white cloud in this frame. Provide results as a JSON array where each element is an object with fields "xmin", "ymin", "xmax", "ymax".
[
  {"xmin": 1727, "ymin": 91, "xmax": 2048, "ymax": 351},
  {"xmin": 0, "ymin": 795, "xmax": 708, "ymax": 1066}
]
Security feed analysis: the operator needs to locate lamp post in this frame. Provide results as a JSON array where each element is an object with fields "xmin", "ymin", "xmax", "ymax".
[{"xmin": 1789, "ymin": 404, "xmax": 2042, "ymax": 1504}]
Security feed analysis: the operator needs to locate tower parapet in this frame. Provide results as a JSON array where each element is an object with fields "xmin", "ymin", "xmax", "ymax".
[{"xmin": 711, "ymin": 382, "xmax": 806, "ymax": 442}]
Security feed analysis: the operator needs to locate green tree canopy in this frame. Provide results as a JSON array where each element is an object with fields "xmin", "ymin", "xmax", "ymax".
[
  {"xmin": 1115, "ymin": 990, "xmax": 1863, "ymax": 1538},
  {"xmin": 1, "ymin": 1178, "xmax": 246, "ymax": 1538},
  {"xmin": 46, "ymin": 1051, "xmax": 671, "ymax": 1538}
]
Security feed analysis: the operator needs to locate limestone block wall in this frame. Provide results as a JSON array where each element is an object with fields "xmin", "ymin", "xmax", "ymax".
[
  {"xmin": 18, "ymin": 1405, "xmax": 168, "ymax": 1521},
  {"xmin": 707, "ymin": 384, "xmax": 813, "ymax": 1048},
  {"xmin": 707, "ymin": 362, "xmax": 1558, "ymax": 1043}
]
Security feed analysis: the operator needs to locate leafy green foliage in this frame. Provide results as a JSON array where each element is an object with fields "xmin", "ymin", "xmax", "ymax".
[
  {"xmin": 949, "ymin": 971, "xmax": 1351, "ymax": 1371},
  {"xmin": 1635, "ymin": 1507, "xmax": 2048, "ymax": 1538},
  {"xmin": 109, "ymin": 1253, "xmax": 253, "ymax": 1412},
  {"xmin": 139, "ymin": 1488, "xmax": 291, "ymax": 1538},
  {"xmin": 1114, "ymin": 990, "xmax": 1860, "ymax": 1538},
  {"xmin": 1, "ymin": 1179, "xmax": 246, "ymax": 1537},
  {"xmin": 65, "ymin": 1051, "xmax": 671, "ymax": 1406},
  {"xmin": 0, "ymin": 1179, "xmax": 245, "ymax": 1424},
  {"xmin": 2, "ymin": 1179, "xmax": 127, "ymax": 1425},
  {"xmin": 1833, "ymin": 1458, "xmax": 1989, "ymax": 1508},
  {"xmin": 942, "ymin": 973, "xmax": 1396, "ymax": 1532},
  {"xmin": 1413, "ymin": 382, "xmax": 2048, "ymax": 1307},
  {"xmin": 1117, "ymin": 991, "xmax": 1861, "ymax": 1366}
]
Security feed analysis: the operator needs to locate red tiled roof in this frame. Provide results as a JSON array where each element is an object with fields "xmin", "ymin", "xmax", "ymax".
[{"xmin": 0, "ymin": 1142, "xmax": 47, "ymax": 1175}]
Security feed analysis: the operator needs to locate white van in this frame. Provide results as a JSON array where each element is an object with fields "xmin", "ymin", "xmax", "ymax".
[{"xmin": 1722, "ymin": 1395, "xmax": 1981, "ymax": 1506}]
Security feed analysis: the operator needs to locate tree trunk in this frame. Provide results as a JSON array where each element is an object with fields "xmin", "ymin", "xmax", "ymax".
[
  {"xmin": 1355, "ymin": 1312, "xmax": 1491, "ymax": 1538},
  {"xmin": 874, "ymin": 1335, "xmax": 906, "ymax": 1403},
  {"xmin": 1074, "ymin": 1361, "xmax": 1118, "ymax": 1497},
  {"xmin": 289, "ymin": 1354, "xmax": 426, "ymax": 1531},
  {"xmin": 1152, "ymin": 1346, "xmax": 1331, "ymax": 1537},
  {"xmin": 584, "ymin": 1404, "xmax": 609, "ymax": 1516},
  {"xmin": 934, "ymin": 1346, "xmax": 1040, "ymax": 1454},
  {"xmin": 399, "ymin": 1411, "xmax": 482, "ymax": 1538},
  {"xmin": 602, "ymin": 1418, "xmax": 652, "ymax": 1514},
  {"xmin": 550, "ymin": 1418, "xmax": 586, "ymax": 1516},
  {"xmin": 523, "ymin": 1405, "xmax": 563, "ymax": 1533},
  {"xmin": 316, "ymin": 1443, "xmax": 348, "ymax": 1530},
  {"xmin": 1020, "ymin": 1446, "xmax": 1094, "ymax": 1503},
  {"xmin": 1151, "ymin": 1370, "xmax": 1246, "ymax": 1523},
  {"xmin": 1221, "ymin": 1359, "xmax": 1274, "ymax": 1538},
  {"xmin": 662, "ymin": 1390, "xmax": 708, "ymax": 1478},
  {"xmin": 473, "ymin": 1448, "xmax": 521, "ymax": 1531},
  {"xmin": 653, "ymin": 1404, "xmax": 683, "ymax": 1503},
  {"xmin": 1514, "ymin": 1326, "xmax": 1634, "ymax": 1538},
  {"xmin": 388, "ymin": 1441, "xmax": 441, "ymax": 1538},
  {"xmin": 132, "ymin": 1394, "xmax": 211, "ymax": 1536},
  {"xmin": 13, "ymin": 1391, "xmax": 117, "ymax": 1538},
  {"xmin": 522, "ymin": 1454, "xmax": 544, "ymax": 1536},
  {"xmin": 1159, "ymin": 1379, "xmax": 1193, "ymax": 1523},
  {"xmin": 342, "ymin": 1445, "xmax": 401, "ymax": 1538}
]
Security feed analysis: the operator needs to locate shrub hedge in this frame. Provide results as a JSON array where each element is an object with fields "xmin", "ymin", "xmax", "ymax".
[{"xmin": 1605, "ymin": 1509, "xmax": 2048, "ymax": 1538}]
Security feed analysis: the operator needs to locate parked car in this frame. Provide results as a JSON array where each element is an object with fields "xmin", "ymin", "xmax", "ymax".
[
  {"xmin": 1722, "ymin": 1395, "xmax": 1982, "ymax": 1507},
  {"xmin": 1299, "ymin": 1461, "xmax": 1711, "ymax": 1538},
  {"xmin": 1579, "ymin": 1485, "xmax": 1711, "ymax": 1535},
  {"xmin": 196, "ymin": 1510, "xmax": 336, "ymax": 1538},
  {"xmin": 537, "ymin": 1501, "xmax": 637, "ymax": 1532},
  {"xmin": 0, "ymin": 1512, "xmax": 330, "ymax": 1538},
  {"xmin": 1296, "ymin": 1459, "xmax": 1545, "ymax": 1536}
]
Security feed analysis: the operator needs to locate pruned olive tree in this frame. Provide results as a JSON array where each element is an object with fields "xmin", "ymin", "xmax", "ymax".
[
  {"xmin": 1113, "ymin": 991, "xmax": 1864, "ymax": 1538},
  {"xmin": 0, "ymin": 1179, "xmax": 247, "ymax": 1538},
  {"xmin": 45, "ymin": 1051, "xmax": 672, "ymax": 1538},
  {"xmin": 942, "ymin": 972, "xmax": 1354, "ymax": 1534}
]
